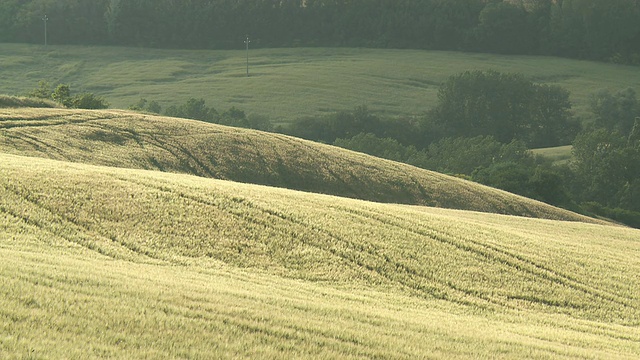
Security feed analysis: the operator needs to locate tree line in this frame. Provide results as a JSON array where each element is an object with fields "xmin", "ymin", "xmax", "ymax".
[{"xmin": 2, "ymin": 0, "xmax": 640, "ymax": 64}]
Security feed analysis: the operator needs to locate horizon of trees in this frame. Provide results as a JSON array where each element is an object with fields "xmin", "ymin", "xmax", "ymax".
[{"xmin": 1, "ymin": 0, "xmax": 639, "ymax": 64}]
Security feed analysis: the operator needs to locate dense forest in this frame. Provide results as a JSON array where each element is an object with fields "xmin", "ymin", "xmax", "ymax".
[{"xmin": 1, "ymin": 0, "xmax": 640, "ymax": 64}]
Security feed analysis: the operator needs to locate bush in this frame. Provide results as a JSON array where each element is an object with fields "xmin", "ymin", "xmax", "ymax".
[
  {"xmin": 26, "ymin": 80, "xmax": 109, "ymax": 109},
  {"xmin": 582, "ymin": 202, "xmax": 640, "ymax": 228},
  {"xmin": 71, "ymin": 93, "xmax": 110, "ymax": 109},
  {"xmin": 334, "ymin": 133, "xmax": 416, "ymax": 163}
]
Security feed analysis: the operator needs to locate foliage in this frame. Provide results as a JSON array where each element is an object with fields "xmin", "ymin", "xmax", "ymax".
[
  {"xmin": 128, "ymin": 98, "xmax": 162, "ymax": 114},
  {"xmin": 473, "ymin": 2, "xmax": 535, "ymax": 54},
  {"xmin": 157, "ymin": 98, "xmax": 273, "ymax": 131},
  {"xmin": 26, "ymin": 81, "xmax": 109, "ymax": 109},
  {"xmin": 164, "ymin": 97, "xmax": 218, "ymax": 122},
  {"xmin": 564, "ymin": 100, "xmax": 640, "ymax": 222},
  {"xmin": 288, "ymin": 106, "xmax": 384, "ymax": 144},
  {"xmin": 590, "ymin": 88, "xmax": 640, "ymax": 134},
  {"xmin": 27, "ymin": 80, "xmax": 52, "ymax": 99},
  {"xmin": 332, "ymin": 131, "xmax": 575, "ymax": 208},
  {"xmin": 2, "ymin": 0, "xmax": 639, "ymax": 64},
  {"xmin": 334, "ymin": 133, "xmax": 416, "ymax": 163},
  {"xmin": 582, "ymin": 202, "xmax": 640, "ymax": 228},
  {"xmin": 570, "ymin": 127, "xmax": 640, "ymax": 212},
  {"xmin": 70, "ymin": 92, "xmax": 110, "ymax": 109},
  {"xmin": 51, "ymin": 84, "xmax": 72, "ymax": 107},
  {"xmin": 428, "ymin": 70, "xmax": 579, "ymax": 147},
  {"xmin": 424, "ymin": 136, "xmax": 533, "ymax": 175}
]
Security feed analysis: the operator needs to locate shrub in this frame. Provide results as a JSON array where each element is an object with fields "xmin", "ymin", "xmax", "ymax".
[
  {"xmin": 26, "ymin": 80, "xmax": 109, "ymax": 109},
  {"xmin": 71, "ymin": 93, "xmax": 110, "ymax": 109}
]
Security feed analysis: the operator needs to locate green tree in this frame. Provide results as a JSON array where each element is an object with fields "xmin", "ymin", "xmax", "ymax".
[
  {"xmin": 430, "ymin": 70, "xmax": 576, "ymax": 147},
  {"xmin": 474, "ymin": 2, "xmax": 534, "ymax": 54},
  {"xmin": 51, "ymin": 84, "xmax": 72, "ymax": 107},
  {"xmin": 571, "ymin": 128, "xmax": 628, "ymax": 206},
  {"xmin": 71, "ymin": 93, "xmax": 109, "ymax": 109},
  {"xmin": 334, "ymin": 133, "xmax": 415, "ymax": 163},
  {"xmin": 473, "ymin": 162, "xmax": 534, "ymax": 198},
  {"xmin": 164, "ymin": 98, "xmax": 217, "ymax": 122},
  {"xmin": 590, "ymin": 88, "xmax": 639, "ymax": 134}
]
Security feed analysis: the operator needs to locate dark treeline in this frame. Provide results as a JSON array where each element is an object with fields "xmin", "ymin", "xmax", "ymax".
[{"xmin": 2, "ymin": 0, "xmax": 640, "ymax": 64}]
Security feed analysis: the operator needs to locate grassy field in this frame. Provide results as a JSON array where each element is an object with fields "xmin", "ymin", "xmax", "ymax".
[
  {"xmin": 1, "ymin": 152, "xmax": 639, "ymax": 358},
  {"xmin": 532, "ymin": 145, "xmax": 573, "ymax": 165},
  {"xmin": 2, "ymin": 43, "xmax": 640, "ymax": 125},
  {"xmin": 0, "ymin": 107, "xmax": 601, "ymax": 223}
]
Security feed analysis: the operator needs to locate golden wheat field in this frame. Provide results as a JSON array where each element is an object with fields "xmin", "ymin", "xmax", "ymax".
[{"xmin": 1, "ymin": 108, "xmax": 639, "ymax": 358}]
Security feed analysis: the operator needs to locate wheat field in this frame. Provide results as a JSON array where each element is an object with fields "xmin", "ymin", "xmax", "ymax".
[
  {"xmin": 0, "ymin": 108, "xmax": 601, "ymax": 223},
  {"xmin": 1, "ymin": 107, "xmax": 639, "ymax": 358},
  {"xmin": 1, "ymin": 152, "xmax": 639, "ymax": 359}
]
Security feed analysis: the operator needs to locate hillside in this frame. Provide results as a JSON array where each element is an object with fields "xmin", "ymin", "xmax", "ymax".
[
  {"xmin": 0, "ymin": 107, "xmax": 601, "ymax": 223},
  {"xmin": 3, "ymin": 44, "xmax": 640, "ymax": 124},
  {"xmin": 1, "ymin": 153, "xmax": 639, "ymax": 358}
]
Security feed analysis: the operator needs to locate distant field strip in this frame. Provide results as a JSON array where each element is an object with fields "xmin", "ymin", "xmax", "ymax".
[
  {"xmin": 1, "ymin": 153, "xmax": 639, "ymax": 358},
  {"xmin": 0, "ymin": 108, "xmax": 603, "ymax": 223},
  {"xmin": 2, "ymin": 44, "xmax": 640, "ymax": 123}
]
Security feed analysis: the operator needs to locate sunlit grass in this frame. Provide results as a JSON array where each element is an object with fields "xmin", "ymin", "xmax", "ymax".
[
  {"xmin": 2, "ymin": 43, "xmax": 639, "ymax": 125},
  {"xmin": 0, "ymin": 94, "xmax": 60, "ymax": 109},
  {"xmin": 1, "ymin": 153, "xmax": 639, "ymax": 358},
  {"xmin": 0, "ymin": 108, "xmax": 601, "ymax": 222},
  {"xmin": 532, "ymin": 145, "xmax": 573, "ymax": 165}
]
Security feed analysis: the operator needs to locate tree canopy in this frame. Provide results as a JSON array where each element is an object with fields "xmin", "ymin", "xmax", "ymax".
[{"xmin": 2, "ymin": 0, "xmax": 639, "ymax": 64}]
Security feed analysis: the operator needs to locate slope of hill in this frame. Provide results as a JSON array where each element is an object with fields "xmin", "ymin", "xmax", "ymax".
[
  {"xmin": 1, "ymin": 153, "xmax": 639, "ymax": 358},
  {"xmin": 0, "ymin": 108, "xmax": 601, "ymax": 223},
  {"xmin": 3, "ymin": 44, "xmax": 640, "ymax": 124}
]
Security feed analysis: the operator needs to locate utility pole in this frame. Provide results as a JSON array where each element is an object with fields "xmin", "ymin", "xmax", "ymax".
[
  {"xmin": 42, "ymin": 14, "xmax": 48, "ymax": 47},
  {"xmin": 244, "ymin": 35, "xmax": 250, "ymax": 77}
]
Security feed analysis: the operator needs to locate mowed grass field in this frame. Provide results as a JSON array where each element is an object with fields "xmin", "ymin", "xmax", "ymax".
[
  {"xmin": 2, "ymin": 43, "xmax": 640, "ymax": 125},
  {"xmin": 0, "ymin": 108, "xmax": 601, "ymax": 223},
  {"xmin": 1, "ymin": 152, "xmax": 640, "ymax": 359}
]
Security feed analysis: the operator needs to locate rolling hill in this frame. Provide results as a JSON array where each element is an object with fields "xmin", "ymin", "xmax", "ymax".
[
  {"xmin": 0, "ymin": 107, "xmax": 601, "ymax": 223},
  {"xmin": 1, "ymin": 152, "xmax": 639, "ymax": 358},
  {"xmin": 3, "ymin": 107, "xmax": 638, "ymax": 358}
]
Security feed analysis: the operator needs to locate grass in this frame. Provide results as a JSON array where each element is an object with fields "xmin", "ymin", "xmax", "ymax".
[
  {"xmin": 1, "ymin": 152, "xmax": 639, "ymax": 359},
  {"xmin": 2, "ymin": 43, "xmax": 640, "ymax": 125},
  {"xmin": 532, "ymin": 145, "xmax": 573, "ymax": 165},
  {"xmin": 0, "ymin": 94, "xmax": 60, "ymax": 109},
  {"xmin": 0, "ymin": 107, "xmax": 601, "ymax": 223}
]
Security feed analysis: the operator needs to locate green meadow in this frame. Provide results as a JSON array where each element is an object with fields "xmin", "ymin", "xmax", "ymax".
[
  {"xmin": 1, "ymin": 152, "xmax": 640, "ymax": 359},
  {"xmin": 2, "ymin": 43, "xmax": 640, "ymax": 125},
  {"xmin": 532, "ymin": 145, "xmax": 574, "ymax": 165}
]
